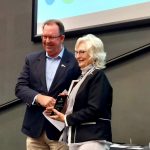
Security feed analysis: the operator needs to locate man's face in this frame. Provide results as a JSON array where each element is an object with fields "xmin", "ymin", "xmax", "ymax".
[{"xmin": 42, "ymin": 23, "xmax": 65, "ymax": 57}]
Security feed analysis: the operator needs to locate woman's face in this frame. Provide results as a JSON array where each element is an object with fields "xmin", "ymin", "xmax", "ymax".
[{"xmin": 75, "ymin": 42, "xmax": 93, "ymax": 69}]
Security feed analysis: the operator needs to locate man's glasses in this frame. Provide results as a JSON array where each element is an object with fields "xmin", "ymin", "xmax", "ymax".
[{"xmin": 42, "ymin": 35, "xmax": 61, "ymax": 40}]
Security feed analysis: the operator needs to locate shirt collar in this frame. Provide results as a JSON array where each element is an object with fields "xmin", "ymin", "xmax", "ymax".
[{"xmin": 46, "ymin": 47, "xmax": 64, "ymax": 59}]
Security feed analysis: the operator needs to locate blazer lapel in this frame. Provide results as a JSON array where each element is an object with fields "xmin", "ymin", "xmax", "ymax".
[
  {"xmin": 49, "ymin": 49, "xmax": 70, "ymax": 93},
  {"xmin": 36, "ymin": 52, "xmax": 48, "ymax": 92}
]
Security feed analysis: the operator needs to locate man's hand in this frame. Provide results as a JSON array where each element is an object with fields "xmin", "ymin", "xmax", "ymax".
[{"xmin": 36, "ymin": 94, "xmax": 56, "ymax": 107}]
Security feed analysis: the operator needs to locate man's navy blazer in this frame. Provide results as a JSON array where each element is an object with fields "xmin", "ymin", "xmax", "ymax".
[{"xmin": 15, "ymin": 48, "xmax": 81, "ymax": 140}]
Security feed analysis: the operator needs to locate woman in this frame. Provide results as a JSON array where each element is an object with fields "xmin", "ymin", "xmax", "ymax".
[{"xmin": 46, "ymin": 34, "xmax": 113, "ymax": 150}]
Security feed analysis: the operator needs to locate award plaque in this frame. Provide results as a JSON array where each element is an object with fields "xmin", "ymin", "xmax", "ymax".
[{"xmin": 51, "ymin": 95, "xmax": 67, "ymax": 115}]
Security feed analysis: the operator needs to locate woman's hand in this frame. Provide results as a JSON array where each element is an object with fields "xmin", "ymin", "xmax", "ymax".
[
  {"xmin": 44, "ymin": 106, "xmax": 54, "ymax": 115},
  {"xmin": 58, "ymin": 89, "xmax": 68, "ymax": 96},
  {"xmin": 48, "ymin": 108, "xmax": 65, "ymax": 122}
]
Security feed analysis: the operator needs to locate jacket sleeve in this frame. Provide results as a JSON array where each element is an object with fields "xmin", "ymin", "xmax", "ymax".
[{"xmin": 15, "ymin": 55, "xmax": 39, "ymax": 106}]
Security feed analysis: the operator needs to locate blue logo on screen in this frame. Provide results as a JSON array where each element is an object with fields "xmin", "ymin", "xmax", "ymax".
[{"xmin": 45, "ymin": 0, "xmax": 55, "ymax": 5}]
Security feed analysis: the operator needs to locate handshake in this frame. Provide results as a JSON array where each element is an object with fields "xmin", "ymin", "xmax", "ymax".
[{"xmin": 43, "ymin": 90, "xmax": 68, "ymax": 116}]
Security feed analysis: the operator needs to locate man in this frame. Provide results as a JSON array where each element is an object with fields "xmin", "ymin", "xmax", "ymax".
[{"xmin": 15, "ymin": 19, "xmax": 81, "ymax": 150}]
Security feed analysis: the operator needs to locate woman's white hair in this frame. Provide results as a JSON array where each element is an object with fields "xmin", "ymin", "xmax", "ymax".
[{"xmin": 75, "ymin": 34, "xmax": 106, "ymax": 69}]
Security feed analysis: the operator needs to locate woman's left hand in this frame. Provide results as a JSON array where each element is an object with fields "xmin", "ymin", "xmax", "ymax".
[{"xmin": 45, "ymin": 107, "xmax": 65, "ymax": 122}]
